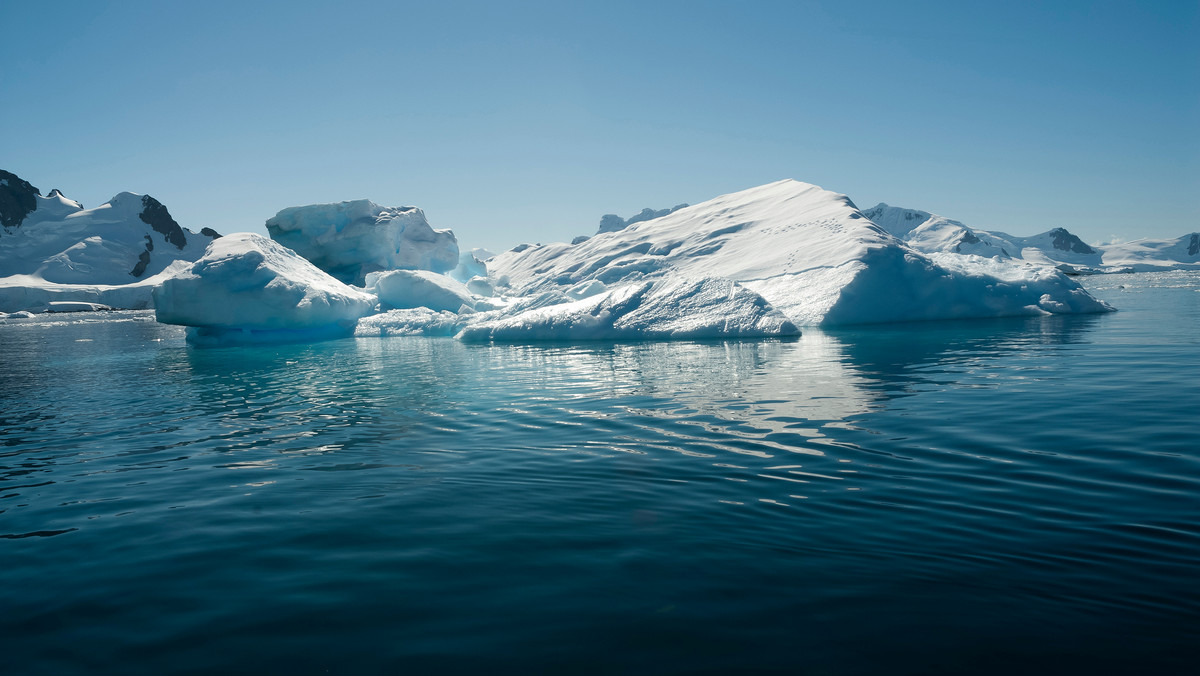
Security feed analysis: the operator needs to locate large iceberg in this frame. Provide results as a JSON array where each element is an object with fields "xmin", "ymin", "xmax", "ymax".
[
  {"xmin": 153, "ymin": 233, "xmax": 376, "ymax": 345},
  {"xmin": 488, "ymin": 180, "xmax": 1114, "ymax": 326},
  {"xmin": 265, "ymin": 200, "xmax": 459, "ymax": 285},
  {"xmin": 0, "ymin": 170, "xmax": 218, "ymax": 312}
]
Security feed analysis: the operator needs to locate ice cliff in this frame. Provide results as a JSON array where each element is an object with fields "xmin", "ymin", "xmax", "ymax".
[{"xmin": 265, "ymin": 200, "xmax": 459, "ymax": 286}]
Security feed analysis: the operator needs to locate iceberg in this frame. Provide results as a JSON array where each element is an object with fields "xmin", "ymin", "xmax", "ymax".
[
  {"xmin": 459, "ymin": 276, "xmax": 799, "ymax": 342},
  {"xmin": 265, "ymin": 200, "xmax": 459, "ymax": 285},
  {"xmin": 153, "ymin": 233, "xmax": 376, "ymax": 345},
  {"xmin": 365, "ymin": 269, "xmax": 475, "ymax": 313},
  {"xmin": 488, "ymin": 180, "xmax": 1113, "ymax": 326}
]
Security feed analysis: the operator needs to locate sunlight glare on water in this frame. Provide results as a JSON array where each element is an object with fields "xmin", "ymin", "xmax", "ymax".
[{"xmin": 1, "ymin": 271, "xmax": 1197, "ymax": 674}]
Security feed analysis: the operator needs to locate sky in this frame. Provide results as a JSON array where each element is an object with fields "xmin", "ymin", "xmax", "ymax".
[{"xmin": 2, "ymin": 0, "xmax": 1197, "ymax": 252}]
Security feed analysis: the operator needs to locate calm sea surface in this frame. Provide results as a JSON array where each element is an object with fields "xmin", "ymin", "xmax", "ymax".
[{"xmin": 2, "ymin": 272, "xmax": 1197, "ymax": 674}]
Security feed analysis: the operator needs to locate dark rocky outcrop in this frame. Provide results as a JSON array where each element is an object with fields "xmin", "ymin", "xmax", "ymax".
[
  {"xmin": 200, "ymin": 227, "xmax": 222, "ymax": 239},
  {"xmin": 1, "ymin": 170, "xmax": 41, "ymax": 229},
  {"xmin": 1048, "ymin": 227, "xmax": 1095, "ymax": 255},
  {"xmin": 1188, "ymin": 234, "xmax": 1199, "ymax": 257},
  {"xmin": 130, "ymin": 235, "xmax": 154, "ymax": 277},
  {"xmin": 139, "ymin": 195, "xmax": 187, "ymax": 250}
]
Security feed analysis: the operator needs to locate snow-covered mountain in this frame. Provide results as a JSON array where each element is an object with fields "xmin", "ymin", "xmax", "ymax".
[
  {"xmin": 0, "ymin": 170, "xmax": 220, "ymax": 312},
  {"xmin": 861, "ymin": 203, "xmax": 1199, "ymax": 273},
  {"xmin": 488, "ymin": 180, "xmax": 1110, "ymax": 326}
]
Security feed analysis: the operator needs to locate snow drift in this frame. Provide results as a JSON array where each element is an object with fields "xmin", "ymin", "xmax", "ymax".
[
  {"xmin": 488, "ymin": 180, "xmax": 1113, "ymax": 326},
  {"xmin": 265, "ymin": 200, "xmax": 459, "ymax": 286},
  {"xmin": 153, "ymin": 233, "xmax": 376, "ymax": 345}
]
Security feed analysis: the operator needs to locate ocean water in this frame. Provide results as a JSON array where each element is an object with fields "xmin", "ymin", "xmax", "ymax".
[{"xmin": 2, "ymin": 271, "xmax": 1197, "ymax": 675}]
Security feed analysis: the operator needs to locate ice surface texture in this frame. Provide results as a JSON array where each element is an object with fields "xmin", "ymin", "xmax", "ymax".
[
  {"xmin": 489, "ymin": 180, "xmax": 1114, "ymax": 326},
  {"xmin": 366, "ymin": 269, "xmax": 475, "ymax": 313},
  {"xmin": 153, "ymin": 233, "xmax": 376, "ymax": 343},
  {"xmin": 460, "ymin": 276, "xmax": 798, "ymax": 342},
  {"xmin": 265, "ymin": 200, "xmax": 459, "ymax": 286}
]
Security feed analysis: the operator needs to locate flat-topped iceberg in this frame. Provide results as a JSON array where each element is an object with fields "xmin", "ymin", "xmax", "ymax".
[
  {"xmin": 488, "ymin": 180, "xmax": 1114, "ymax": 325},
  {"xmin": 266, "ymin": 200, "xmax": 459, "ymax": 285},
  {"xmin": 154, "ymin": 233, "xmax": 376, "ymax": 345}
]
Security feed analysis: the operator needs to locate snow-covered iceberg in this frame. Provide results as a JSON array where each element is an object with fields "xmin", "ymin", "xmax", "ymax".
[
  {"xmin": 460, "ymin": 276, "xmax": 799, "ymax": 342},
  {"xmin": 0, "ymin": 170, "xmax": 219, "ymax": 312},
  {"xmin": 265, "ymin": 200, "xmax": 459, "ymax": 285},
  {"xmin": 365, "ymin": 269, "xmax": 475, "ymax": 313},
  {"xmin": 488, "ymin": 180, "xmax": 1114, "ymax": 326},
  {"xmin": 153, "ymin": 233, "xmax": 376, "ymax": 345}
]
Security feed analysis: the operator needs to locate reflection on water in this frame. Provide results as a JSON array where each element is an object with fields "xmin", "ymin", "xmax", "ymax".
[{"xmin": 1, "ymin": 277, "xmax": 1197, "ymax": 674}]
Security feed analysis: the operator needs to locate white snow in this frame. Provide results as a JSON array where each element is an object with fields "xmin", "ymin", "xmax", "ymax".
[
  {"xmin": 265, "ymin": 200, "xmax": 459, "ymax": 285},
  {"xmin": 0, "ymin": 190, "xmax": 216, "ymax": 312},
  {"xmin": 861, "ymin": 203, "xmax": 1199, "ymax": 274},
  {"xmin": 365, "ymin": 269, "xmax": 475, "ymax": 313},
  {"xmin": 153, "ymin": 233, "xmax": 376, "ymax": 344},
  {"xmin": 459, "ymin": 276, "xmax": 798, "ymax": 342},
  {"xmin": 1101, "ymin": 233, "xmax": 1200, "ymax": 271},
  {"xmin": 488, "ymin": 180, "xmax": 1113, "ymax": 326}
]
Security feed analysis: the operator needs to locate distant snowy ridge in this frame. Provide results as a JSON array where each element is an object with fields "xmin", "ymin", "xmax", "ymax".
[
  {"xmin": 0, "ymin": 169, "xmax": 219, "ymax": 312},
  {"xmin": 488, "ymin": 180, "xmax": 1113, "ymax": 326},
  {"xmin": 861, "ymin": 203, "xmax": 1200, "ymax": 273}
]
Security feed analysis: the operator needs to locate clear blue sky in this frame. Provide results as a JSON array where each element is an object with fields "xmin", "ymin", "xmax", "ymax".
[{"xmin": 2, "ymin": 0, "xmax": 1196, "ymax": 251}]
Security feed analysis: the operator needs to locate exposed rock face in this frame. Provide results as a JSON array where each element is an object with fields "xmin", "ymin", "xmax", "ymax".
[
  {"xmin": 1189, "ymin": 234, "xmax": 1199, "ymax": 257},
  {"xmin": 0, "ymin": 170, "xmax": 41, "ymax": 229},
  {"xmin": 1048, "ymin": 227, "xmax": 1095, "ymax": 255},
  {"xmin": 200, "ymin": 227, "xmax": 222, "ymax": 239},
  {"xmin": 130, "ymin": 235, "xmax": 154, "ymax": 277},
  {"xmin": 139, "ymin": 195, "xmax": 187, "ymax": 250}
]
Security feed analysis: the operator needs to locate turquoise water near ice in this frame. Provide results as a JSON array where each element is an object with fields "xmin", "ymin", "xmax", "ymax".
[{"xmin": 2, "ymin": 272, "xmax": 1198, "ymax": 674}]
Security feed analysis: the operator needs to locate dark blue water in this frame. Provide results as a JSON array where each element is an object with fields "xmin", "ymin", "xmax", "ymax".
[{"xmin": 2, "ymin": 272, "xmax": 1198, "ymax": 674}]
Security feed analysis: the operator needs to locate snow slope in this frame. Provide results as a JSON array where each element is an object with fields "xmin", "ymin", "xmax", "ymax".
[
  {"xmin": 1101, "ymin": 233, "xmax": 1200, "ymax": 271},
  {"xmin": 0, "ymin": 171, "xmax": 219, "ymax": 312},
  {"xmin": 488, "ymin": 180, "xmax": 1112, "ymax": 326},
  {"xmin": 266, "ymin": 200, "xmax": 459, "ymax": 286}
]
